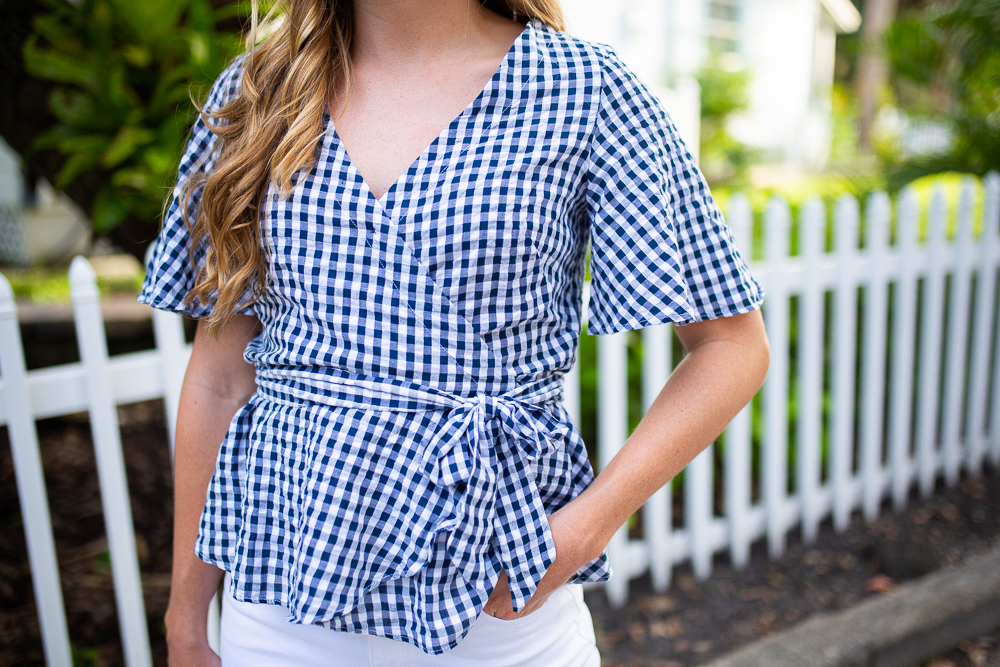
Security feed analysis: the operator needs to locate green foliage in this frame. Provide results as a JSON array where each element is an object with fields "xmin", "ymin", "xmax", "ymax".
[
  {"xmin": 883, "ymin": 0, "xmax": 1000, "ymax": 188},
  {"xmin": 23, "ymin": 0, "xmax": 248, "ymax": 233},
  {"xmin": 829, "ymin": 83, "xmax": 861, "ymax": 163},
  {"xmin": 696, "ymin": 55, "xmax": 759, "ymax": 187},
  {"xmin": 71, "ymin": 646, "xmax": 101, "ymax": 667}
]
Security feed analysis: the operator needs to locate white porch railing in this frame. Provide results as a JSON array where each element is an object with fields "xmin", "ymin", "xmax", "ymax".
[{"xmin": 1, "ymin": 172, "xmax": 998, "ymax": 666}]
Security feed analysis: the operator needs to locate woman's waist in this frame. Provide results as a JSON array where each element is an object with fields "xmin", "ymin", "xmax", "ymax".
[{"xmin": 253, "ymin": 365, "xmax": 566, "ymax": 413}]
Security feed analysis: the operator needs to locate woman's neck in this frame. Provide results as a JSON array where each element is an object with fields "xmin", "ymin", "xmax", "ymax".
[{"xmin": 350, "ymin": 0, "xmax": 515, "ymax": 68}]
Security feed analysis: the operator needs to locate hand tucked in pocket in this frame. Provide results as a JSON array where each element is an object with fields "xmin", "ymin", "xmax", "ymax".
[{"xmin": 481, "ymin": 496, "xmax": 607, "ymax": 620}]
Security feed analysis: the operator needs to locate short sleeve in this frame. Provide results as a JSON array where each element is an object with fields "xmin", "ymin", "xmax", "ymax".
[
  {"xmin": 583, "ymin": 47, "xmax": 763, "ymax": 335},
  {"xmin": 138, "ymin": 53, "xmax": 255, "ymax": 318}
]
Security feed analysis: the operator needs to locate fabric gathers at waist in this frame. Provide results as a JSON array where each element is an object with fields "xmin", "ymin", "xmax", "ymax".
[
  {"xmin": 251, "ymin": 366, "xmax": 573, "ymax": 613},
  {"xmin": 253, "ymin": 366, "xmax": 566, "ymax": 416}
]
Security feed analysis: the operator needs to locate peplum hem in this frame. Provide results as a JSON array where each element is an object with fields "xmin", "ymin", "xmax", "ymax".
[{"xmin": 194, "ymin": 368, "xmax": 611, "ymax": 655}]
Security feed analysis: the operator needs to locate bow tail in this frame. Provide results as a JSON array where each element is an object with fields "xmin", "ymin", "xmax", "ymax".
[
  {"xmin": 448, "ymin": 426, "xmax": 505, "ymax": 584},
  {"xmin": 489, "ymin": 426, "xmax": 559, "ymax": 612}
]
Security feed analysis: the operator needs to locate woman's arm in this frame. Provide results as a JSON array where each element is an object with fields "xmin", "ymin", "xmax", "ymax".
[
  {"xmin": 485, "ymin": 308, "xmax": 770, "ymax": 618},
  {"xmin": 165, "ymin": 314, "xmax": 260, "ymax": 666}
]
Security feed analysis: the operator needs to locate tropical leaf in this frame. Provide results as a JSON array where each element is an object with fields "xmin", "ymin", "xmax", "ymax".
[
  {"xmin": 56, "ymin": 151, "xmax": 102, "ymax": 189},
  {"xmin": 91, "ymin": 185, "xmax": 129, "ymax": 232},
  {"xmin": 104, "ymin": 0, "xmax": 189, "ymax": 48},
  {"xmin": 102, "ymin": 126, "xmax": 156, "ymax": 168},
  {"xmin": 884, "ymin": 0, "xmax": 1000, "ymax": 182},
  {"xmin": 23, "ymin": 35, "xmax": 102, "ymax": 92}
]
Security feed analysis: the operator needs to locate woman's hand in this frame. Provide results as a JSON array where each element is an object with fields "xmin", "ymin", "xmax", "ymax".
[
  {"xmin": 163, "ymin": 561, "xmax": 224, "ymax": 667},
  {"xmin": 166, "ymin": 633, "xmax": 220, "ymax": 667},
  {"xmin": 481, "ymin": 497, "xmax": 605, "ymax": 620}
]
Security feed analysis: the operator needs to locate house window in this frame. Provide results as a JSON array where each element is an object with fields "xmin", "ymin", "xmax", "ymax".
[{"xmin": 707, "ymin": 0, "xmax": 740, "ymax": 54}]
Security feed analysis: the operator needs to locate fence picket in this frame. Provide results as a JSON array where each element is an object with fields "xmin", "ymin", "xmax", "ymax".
[
  {"xmin": 725, "ymin": 403, "xmax": 752, "ymax": 567},
  {"xmin": 642, "ymin": 323, "xmax": 673, "ymax": 590},
  {"xmin": 985, "ymin": 173, "xmax": 1000, "ymax": 466},
  {"xmin": 598, "ymin": 331, "xmax": 630, "ymax": 606},
  {"xmin": 798, "ymin": 197, "xmax": 825, "ymax": 541},
  {"xmin": 860, "ymin": 192, "xmax": 891, "ymax": 520},
  {"xmin": 143, "ymin": 243, "xmax": 188, "ymax": 458},
  {"xmin": 965, "ymin": 174, "xmax": 1000, "ymax": 475},
  {"xmin": 687, "ymin": 444, "xmax": 714, "ymax": 579},
  {"xmin": 832, "ymin": 194, "xmax": 860, "ymax": 531},
  {"xmin": 763, "ymin": 197, "xmax": 791, "ymax": 556},
  {"xmin": 0, "ymin": 275, "xmax": 73, "ymax": 667},
  {"xmin": 941, "ymin": 180, "xmax": 976, "ymax": 484},
  {"xmin": 69, "ymin": 257, "xmax": 153, "ymax": 667},
  {"xmin": 725, "ymin": 193, "xmax": 754, "ymax": 567},
  {"xmin": 889, "ymin": 188, "xmax": 920, "ymax": 508},
  {"xmin": 916, "ymin": 191, "xmax": 948, "ymax": 497},
  {"xmin": 150, "ymin": 309, "xmax": 187, "ymax": 459}
]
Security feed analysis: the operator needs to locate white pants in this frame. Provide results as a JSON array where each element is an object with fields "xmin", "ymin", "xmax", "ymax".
[{"xmin": 220, "ymin": 581, "xmax": 601, "ymax": 667}]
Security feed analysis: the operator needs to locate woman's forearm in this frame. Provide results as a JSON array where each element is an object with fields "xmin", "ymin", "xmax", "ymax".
[
  {"xmin": 165, "ymin": 381, "xmax": 250, "ymax": 641},
  {"xmin": 165, "ymin": 317, "xmax": 259, "ymax": 650},
  {"xmin": 576, "ymin": 311, "xmax": 770, "ymax": 553}
]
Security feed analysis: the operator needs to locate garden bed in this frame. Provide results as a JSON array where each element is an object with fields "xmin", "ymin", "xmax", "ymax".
[{"xmin": 1, "ymin": 401, "xmax": 998, "ymax": 666}]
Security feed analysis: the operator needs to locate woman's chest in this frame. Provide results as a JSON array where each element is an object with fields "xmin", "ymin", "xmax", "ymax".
[{"xmin": 259, "ymin": 102, "xmax": 593, "ymax": 321}]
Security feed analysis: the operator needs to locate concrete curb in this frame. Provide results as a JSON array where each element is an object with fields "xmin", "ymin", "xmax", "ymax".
[{"xmin": 700, "ymin": 544, "xmax": 1000, "ymax": 667}]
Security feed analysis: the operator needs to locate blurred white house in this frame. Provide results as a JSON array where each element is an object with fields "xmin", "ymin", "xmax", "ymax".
[
  {"xmin": 561, "ymin": 0, "xmax": 861, "ymax": 169},
  {"xmin": 0, "ymin": 137, "xmax": 91, "ymax": 267}
]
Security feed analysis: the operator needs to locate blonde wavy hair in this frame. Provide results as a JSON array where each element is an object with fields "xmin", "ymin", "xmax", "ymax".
[{"xmin": 179, "ymin": 0, "xmax": 565, "ymax": 337}]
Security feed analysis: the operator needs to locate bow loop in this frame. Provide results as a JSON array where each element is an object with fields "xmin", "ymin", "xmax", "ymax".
[
  {"xmin": 492, "ymin": 398, "xmax": 573, "ymax": 464},
  {"xmin": 428, "ymin": 401, "xmax": 483, "ymax": 489}
]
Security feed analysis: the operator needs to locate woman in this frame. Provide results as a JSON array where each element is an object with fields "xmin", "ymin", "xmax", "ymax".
[{"xmin": 139, "ymin": 1, "xmax": 770, "ymax": 665}]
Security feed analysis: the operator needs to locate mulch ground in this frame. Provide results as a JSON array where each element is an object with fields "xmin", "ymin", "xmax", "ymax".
[
  {"xmin": 585, "ymin": 463, "xmax": 1000, "ymax": 666},
  {"xmin": 914, "ymin": 629, "xmax": 1000, "ymax": 667},
  {"xmin": 1, "ymin": 400, "xmax": 998, "ymax": 667},
  {"xmin": 0, "ymin": 401, "xmax": 174, "ymax": 667}
]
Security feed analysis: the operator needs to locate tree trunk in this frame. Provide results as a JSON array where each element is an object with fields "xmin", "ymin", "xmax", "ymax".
[{"xmin": 855, "ymin": 0, "xmax": 900, "ymax": 150}]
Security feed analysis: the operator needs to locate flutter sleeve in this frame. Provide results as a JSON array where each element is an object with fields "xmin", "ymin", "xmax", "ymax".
[
  {"xmin": 583, "ymin": 46, "xmax": 763, "ymax": 336},
  {"xmin": 137, "ymin": 53, "xmax": 254, "ymax": 318}
]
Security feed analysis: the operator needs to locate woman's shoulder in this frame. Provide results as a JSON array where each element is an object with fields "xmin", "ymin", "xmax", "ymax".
[
  {"xmin": 527, "ymin": 19, "xmax": 633, "ymax": 87},
  {"xmin": 201, "ymin": 52, "xmax": 249, "ymax": 111}
]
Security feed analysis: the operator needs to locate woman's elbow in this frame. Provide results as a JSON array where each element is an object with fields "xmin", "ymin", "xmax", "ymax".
[
  {"xmin": 753, "ymin": 327, "xmax": 771, "ymax": 391},
  {"xmin": 746, "ymin": 309, "xmax": 771, "ymax": 392},
  {"xmin": 184, "ymin": 315, "xmax": 260, "ymax": 406}
]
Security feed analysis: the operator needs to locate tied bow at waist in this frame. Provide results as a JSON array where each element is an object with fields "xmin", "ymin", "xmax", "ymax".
[{"xmin": 252, "ymin": 368, "xmax": 573, "ymax": 611}]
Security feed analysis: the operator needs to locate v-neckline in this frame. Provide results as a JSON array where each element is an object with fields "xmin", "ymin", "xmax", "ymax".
[{"xmin": 323, "ymin": 20, "xmax": 532, "ymax": 215}]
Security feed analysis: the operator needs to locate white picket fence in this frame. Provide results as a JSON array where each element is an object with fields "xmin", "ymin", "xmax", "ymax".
[{"xmin": 2, "ymin": 172, "xmax": 999, "ymax": 666}]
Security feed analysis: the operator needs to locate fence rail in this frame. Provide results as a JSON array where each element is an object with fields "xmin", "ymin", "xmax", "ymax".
[{"xmin": 1, "ymin": 172, "xmax": 998, "ymax": 666}]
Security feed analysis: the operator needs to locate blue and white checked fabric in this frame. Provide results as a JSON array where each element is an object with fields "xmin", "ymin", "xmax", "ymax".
[{"xmin": 139, "ymin": 18, "xmax": 763, "ymax": 655}]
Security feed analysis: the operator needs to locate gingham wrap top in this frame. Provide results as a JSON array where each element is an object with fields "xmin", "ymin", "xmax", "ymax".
[{"xmin": 138, "ymin": 19, "xmax": 763, "ymax": 655}]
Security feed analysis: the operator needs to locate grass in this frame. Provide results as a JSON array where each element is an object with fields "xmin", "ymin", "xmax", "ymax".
[{"xmin": 2, "ymin": 267, "xmax": 144, "ymax": 304}]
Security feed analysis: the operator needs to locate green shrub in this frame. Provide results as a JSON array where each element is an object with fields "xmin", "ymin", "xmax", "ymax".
[
  {"xmin": 883, "ymin": 0, "xmax": 1000, "ymax": 187},
  {"xmin": 23, "ymin": 0, "xmax": 247, "ymax": 233},
  {"xmin": 696, "ymin": 55, "xmax": 759, "ymax": 187}
]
